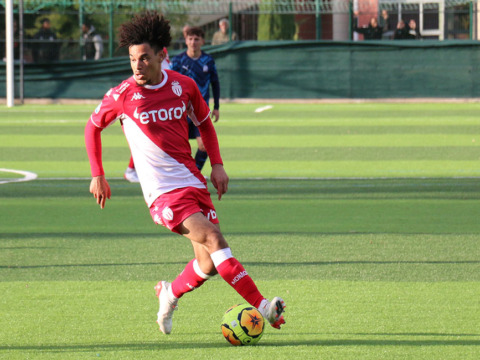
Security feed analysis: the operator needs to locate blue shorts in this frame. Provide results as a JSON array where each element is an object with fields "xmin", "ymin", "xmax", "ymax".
[{"xmin": 188, "ymin": 118, "xmax": 200, "ymax": 139}]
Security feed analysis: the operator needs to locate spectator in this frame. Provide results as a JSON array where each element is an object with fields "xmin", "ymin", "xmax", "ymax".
[
  {"xmin": 1, "ymin": 19, "xmax": 20, "ymax": 62},
  {"xmin": 407, "ymin": 19, "xmax": 421, "ymax": 39},
  {"xmin": 211, "ymin": 18, "xmax": 237, "ymax": 45},
  {"xmin": 81, "ymin": 22, "xmax": 104, "ymax": 60},
  {"xmin": 352, "ymin": 10, "xmax": 389, "ymax": 40},
  {"xmin": 32, "ymin": 18, "xmax": 59, "ymax": 63},
  {"xmin": 393, "ymin": 19, "xmax": 410, "ymax": 39}
]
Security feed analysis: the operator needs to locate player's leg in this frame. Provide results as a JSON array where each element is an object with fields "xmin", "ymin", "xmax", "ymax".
[
  {"xmin": 194, "ymin": 136, "xmax": 208, "ymax": 171},
  {"xmin": 188, "ymin": 120, "xmax": 208, "ymax": 171},
  {"xmin": 155, "ymin": 244, "xmax": 214, "ymax": 335},
  {"xmin": 170, "ymin": 241, "xmax": 216, "ymax": 299},
  {"xmin": 181, "ymin": 213, "xmax": 286, "ymax": 329},
  {"xmin": 124, "ymin": 156, "xmax": 139, "ymax": 183}
]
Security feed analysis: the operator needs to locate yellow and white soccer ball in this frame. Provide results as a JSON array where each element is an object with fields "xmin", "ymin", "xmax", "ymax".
[{"xmin": 221, "ymin": 304, "xmax": 265, "ymax": 346}]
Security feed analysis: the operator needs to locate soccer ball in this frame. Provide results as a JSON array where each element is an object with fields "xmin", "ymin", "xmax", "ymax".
[{"xmin": 221, "ymin": 304, "xmax": 265, "ymax": 346}]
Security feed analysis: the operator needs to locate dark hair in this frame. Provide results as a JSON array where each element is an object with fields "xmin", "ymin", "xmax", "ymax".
[
  {"xmin": 186, "ymin": 26, "xmax": 204, "ymax": 39},
  {"xmin": 119, "ymin": 11, "xmax": 171, "ymax": 52}
]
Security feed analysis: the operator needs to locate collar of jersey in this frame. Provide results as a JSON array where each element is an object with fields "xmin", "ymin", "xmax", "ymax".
[{"xmin": 143, "ymin": 70, "xmax": 168, "ymax": 90}]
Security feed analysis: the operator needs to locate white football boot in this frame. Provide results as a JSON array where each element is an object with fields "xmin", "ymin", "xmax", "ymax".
[
  {"xmin": 258, "ymin": 297, "xmax": 286, "ymax": 329},
  {"xmin": 124, "ymin": 167, "xmax": 139, "ymax": 183},
  {"xmin": 154, "ymin": 281, "xmax": 178, "ymax": 334}
]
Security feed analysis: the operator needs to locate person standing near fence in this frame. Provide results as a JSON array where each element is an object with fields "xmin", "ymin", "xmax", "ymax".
[
  {"xmin": 32, "ymin": 18, "xmax": 59, "ymax": 62},
  {"xmin": 211, "ymin": 18, "xmax": 237, "ymax": 45},
  {"xmin": 352, "ymin": 10, "xmax": 389, "ymax": 40},
  {"xmin": 81, "ymin": 22, "xmax": 104, "ymax": 60}
]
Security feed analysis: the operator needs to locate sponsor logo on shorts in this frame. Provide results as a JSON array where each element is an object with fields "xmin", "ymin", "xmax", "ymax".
[
  {"xmin": 153, "ymin": 213, "xmax": 163, "ymax": 225},
  {"xmin": 162, "ymin": 207, "xmax": 174, "ymax": 221},
  {"xmin": 206, "ymin": 209, "xmax": 217, "ymax": 221}
]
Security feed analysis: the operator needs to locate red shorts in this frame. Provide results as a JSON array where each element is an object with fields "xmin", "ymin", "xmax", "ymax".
[{"xmin": 149, "ymin": 186, "xmax": 219, "ymax": 234}]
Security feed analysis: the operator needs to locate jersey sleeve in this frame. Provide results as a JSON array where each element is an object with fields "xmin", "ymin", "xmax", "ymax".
[
  {"xmin": 85, "ymin": 84, "xmax": 124, "ymax": 177},
  {"xmin": 185, "ymin": 77, "xmax": 212, "ymax": 126},
  {"xmin": 198, "ymin": 118, "xmax": 223, "ymax": 166},
  {"xmin": 85, "ymin": 120, "xmax": 104, "ymax": 176},
  {"xmin": 90, "ymin": 86, "xmax": 124, "ymax": 129}
]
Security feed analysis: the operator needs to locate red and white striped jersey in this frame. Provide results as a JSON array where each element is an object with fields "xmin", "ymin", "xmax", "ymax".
[{"xmin": 89, "ymin": 70, "xmax": 212, "ymax": 206}]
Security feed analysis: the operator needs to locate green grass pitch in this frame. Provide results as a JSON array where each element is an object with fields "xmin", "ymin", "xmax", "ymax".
[{"xmin": 0, "ymin": 102, "xmax": 479, "ymax": 359}]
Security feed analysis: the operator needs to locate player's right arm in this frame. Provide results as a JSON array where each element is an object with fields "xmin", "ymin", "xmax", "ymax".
[
  {"xmin": 85, "ymin": 120, "xmax": 111, "ymax": 209},
  {"xmin": 85, "ymin": 83, "xmax": 125, "ymax": 208}
]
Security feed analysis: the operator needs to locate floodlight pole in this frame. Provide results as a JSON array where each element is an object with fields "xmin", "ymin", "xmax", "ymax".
[
  {"xmin": 5, "ymin": 0, "xmax": 14, "ymax": 107},
  {"xmin": 19, "ymin": 0, "xmax": 24, "ymax": 104}
]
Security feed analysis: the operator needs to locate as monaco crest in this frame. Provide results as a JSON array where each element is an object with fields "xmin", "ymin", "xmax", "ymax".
[{"xmin": 171, "ymin": 81, "xmax": 182, "ymax": 96}]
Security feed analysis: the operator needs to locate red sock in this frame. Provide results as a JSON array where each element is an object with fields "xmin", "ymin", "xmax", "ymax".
[
  {"xmin": 128, "ymin": 156, "xmax": 135, "ymax": 169},
  {"xmin": 170, "ymin": 259, "xmax": 209, "ymax": 299},
  {"xmin": 215, "ymin": 256, "xmax": 264, "ymax": 309}
]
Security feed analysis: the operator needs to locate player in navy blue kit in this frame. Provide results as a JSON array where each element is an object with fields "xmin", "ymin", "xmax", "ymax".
[{"xmin": 169, "ymin": 27, "xmax": 220, "ymax": 172}]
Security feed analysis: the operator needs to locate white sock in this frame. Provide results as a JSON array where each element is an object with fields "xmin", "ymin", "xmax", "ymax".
[
  {"xmin": 167, "ymin": 284, "xmax": 178, "ymax": 304},
  {"xmin": 210, "ymin": 248, "xmax": 233, "ymax": 267},
  {"xmin": 257, "ymin": 299, "xmax": 269, "ymax": 318}
]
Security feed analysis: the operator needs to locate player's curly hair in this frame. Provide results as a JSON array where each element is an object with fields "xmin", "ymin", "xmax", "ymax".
[{"xmin": 119, "ymin": 11, "xmax": 171, "ymax": 52}]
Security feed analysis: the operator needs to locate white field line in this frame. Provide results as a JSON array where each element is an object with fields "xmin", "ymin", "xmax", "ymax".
[
  {"xmin": 254, "ymin": 105, "xmax": 273, "ymax": 113},
  {"xmin": 0, "ymin": 168, "xmax": 38, "ymax": 184},
  {"xmin": 1, "ymin": 172, "xmax": 479, "ymax": 186}
]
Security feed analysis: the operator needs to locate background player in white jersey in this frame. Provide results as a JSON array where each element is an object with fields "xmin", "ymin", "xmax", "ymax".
[{"xmin": 84, "ymin": 11, "xmax": 285, "ymax": 335}]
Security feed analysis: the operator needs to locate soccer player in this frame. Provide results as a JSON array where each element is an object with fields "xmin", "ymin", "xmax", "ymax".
[
  {"xmin": 84, "ymin": 11, "xmax": 285, "ymax": 335},
  {"xmin": 169, "ymin": 26, "xmax": 220, "ymax": 172}
]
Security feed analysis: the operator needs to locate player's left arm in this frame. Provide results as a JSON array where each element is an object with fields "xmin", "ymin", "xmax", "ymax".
[
  {"xmin": 197, "ymin": 118, "xmax": 228, "ymax": 200},
  {"xmin": 210, "ymin": 60, "xmax": 220, "ymax": 122}
]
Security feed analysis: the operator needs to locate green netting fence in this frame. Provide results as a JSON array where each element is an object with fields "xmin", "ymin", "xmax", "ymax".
[{"xmin": 1, "ymin": 40, "xmax": 480, "ymax": 100}]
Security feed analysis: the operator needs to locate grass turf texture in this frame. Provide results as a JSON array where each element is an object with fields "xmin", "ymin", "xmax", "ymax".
[{"xmin": 1, "ymin": 103, "xmax": 479, "ymax": 359}]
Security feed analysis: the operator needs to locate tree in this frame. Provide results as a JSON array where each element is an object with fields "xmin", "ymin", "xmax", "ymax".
[{"xmin": 257, "ymin": 0, "xmax": 296, "ymax": 40}]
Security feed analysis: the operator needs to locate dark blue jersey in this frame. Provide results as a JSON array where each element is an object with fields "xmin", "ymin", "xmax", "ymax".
[{"xmin": 170, "ymin": 51, "xmax": 220, "ymax": 110}]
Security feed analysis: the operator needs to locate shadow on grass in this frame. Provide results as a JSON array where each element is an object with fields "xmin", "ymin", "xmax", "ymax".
[
  {"xmin": 2, "ymin": 335, "xmax": 480, "ymax": 353},
  {"xmin": 2, "ymin": 259, "xmax": 479, "ymax": 270}
]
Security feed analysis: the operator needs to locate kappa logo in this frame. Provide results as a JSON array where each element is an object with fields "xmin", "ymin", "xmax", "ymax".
[
  {"xmin": 131, "ymin": 92, "xmax": 145, "ymax": 101},
  {"xmin": 162, "ymin": 207, "xmax": 174, "ymax": 221},
  {"xmin": 171, "ymin": 81, "xmax": 182, "ymax": 96}
]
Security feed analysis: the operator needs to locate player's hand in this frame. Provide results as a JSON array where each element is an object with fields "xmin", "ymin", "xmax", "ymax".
[
  {"xmin": 89, "ymin": 175, "xmax": 111, "ymax": 209},
  {"xmin": 211, "ymin": 109, "xmax": 220, "ymax": 123},
  {"xmin": 210, "ymin": 164, "xmax": 229, "ymax": 200}
]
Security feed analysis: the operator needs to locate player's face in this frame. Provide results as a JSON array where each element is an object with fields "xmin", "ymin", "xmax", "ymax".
[
  {"xmin": 129, "ymin": 43, "xmax": 165, "ymax": 86},
  {"xmin": 185, "ymin": 35, "xmax": 204, "ymax": 53}
]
